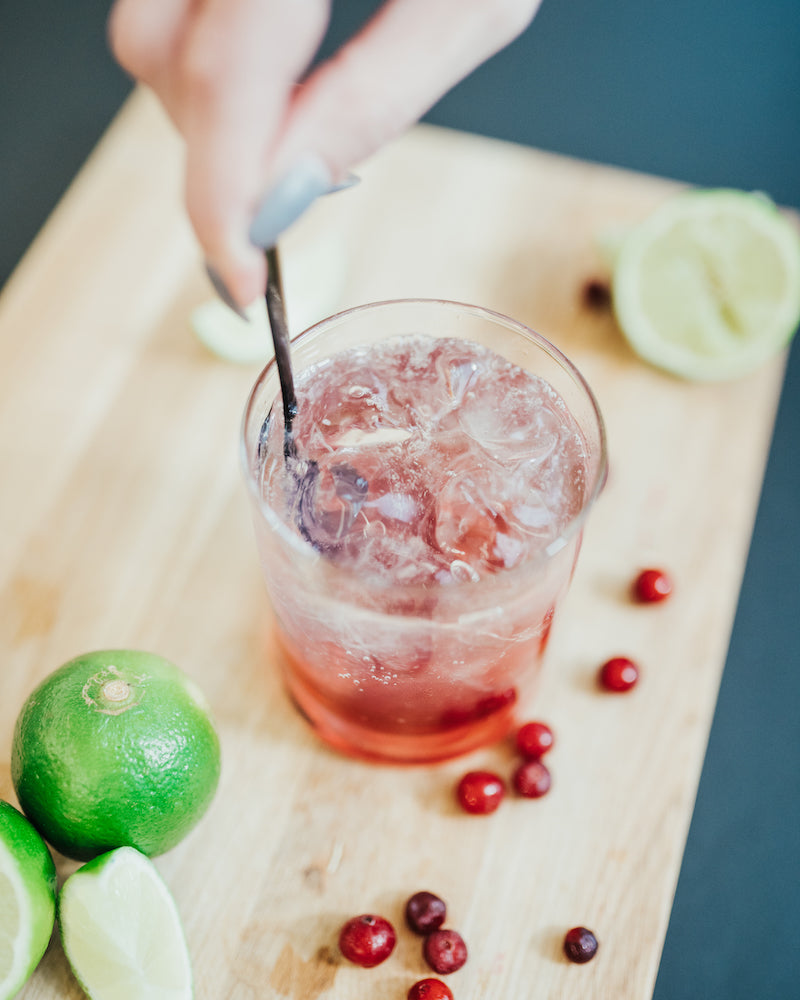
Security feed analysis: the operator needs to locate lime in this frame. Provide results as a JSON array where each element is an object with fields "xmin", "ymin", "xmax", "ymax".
[
  {"xmin": 59, "ymin": 846, "xmax": 193, "ymax": 1000},
  {"xmin": 11, "ymin": 650, "xmax": 221, "ymax": 861},
  {"xmin": 612, "ymin": 189, "xmax": 800, "ymax": 380},
  {"xmin": 0, "ymin": 800, "xmax": 56, "ymax": 1000},
  {"xmin": 192, "ymin": 297, "xmax": 272, "ymax": 365}
]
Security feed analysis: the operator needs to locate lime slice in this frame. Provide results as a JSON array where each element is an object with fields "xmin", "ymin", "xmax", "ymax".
[
  {"xmin": 612, "ymin": 189, "xmax": 800, "ymax": 380},
  {"xmin": 192, "ymin": 297, "xmax": 271, "ymax": 365},
  {"xmin": 0, "ymin": 800, "xmax": 56, "ymax": 1000},
  {"xmin": 59, "ymin": 846, "xmax": 193, "ymax": 1000},
  {"xmin": 193, "ymin": 231, "xmax": 348, "ymax": 364}
]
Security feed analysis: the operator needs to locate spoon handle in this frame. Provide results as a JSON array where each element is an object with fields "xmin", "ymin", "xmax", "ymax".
[{"xmin": 265, "ymin": 245, "xmax": 298, "ymax": 457}]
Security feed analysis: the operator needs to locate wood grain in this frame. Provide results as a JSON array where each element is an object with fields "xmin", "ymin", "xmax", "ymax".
[{"xmin": 0, "ymin": 88, "xmax": 787, "ymax": 999}]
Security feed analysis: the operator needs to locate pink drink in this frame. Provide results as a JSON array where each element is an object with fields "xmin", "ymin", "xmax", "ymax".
[{"xmin": 242, "ymin": 301, "xmax": 606, "ymax": 762}]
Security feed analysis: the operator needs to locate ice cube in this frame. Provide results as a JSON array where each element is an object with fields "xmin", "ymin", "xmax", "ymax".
[
  {"xmin": 434, "ymin": 468, "xmax": 525, "ymax": 572},
  {"xmin": 334, "ymin": 427, "xmax": 413, "ymax": 448},
  {"xmin": 293, "ymin": 459, "xmax": 368, "ymax": 552},
  {"xmin": 457, "ymin": 371, "xmax": 561, "ymax": 465},
  {"xmin": 442, "ymin": 356, "xmax": 482, "ymax": 406},
  {"xmin": 344, "ymin": 528, "xmax": 444, "ymax": 590},
  {"xmin": 367, "ymin": 491, "xmax": 420, "ymax": 524}
]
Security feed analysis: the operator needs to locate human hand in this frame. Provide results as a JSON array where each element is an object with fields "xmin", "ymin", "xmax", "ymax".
[{"xmin": 109, "ymin": 0, "xmax": 542, "ymax": 310}]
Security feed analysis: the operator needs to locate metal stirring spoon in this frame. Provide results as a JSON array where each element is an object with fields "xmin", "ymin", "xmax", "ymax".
[
  {"xmin": 264, "ymin": 246, "xmax": 298, "ymax": 459},
  {"xmin": 263, "ymin": 245, "xmax": 367, "ymax": 552}
]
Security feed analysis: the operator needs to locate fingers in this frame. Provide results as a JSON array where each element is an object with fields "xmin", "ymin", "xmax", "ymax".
[
  {"xmin": 180, "ymin": 0, "xmax": 331, "ymax": 305},
  {"xmin": 108, "ymin": 0, "xmax": 540, "ymax": 311},
  {"xmin": 272, "ymin": 0, "xmax": 543, "ymax": 178},
  {"xmin": 108, "ymin": 0, "xmax": 192, "ymax": 122},
  {"xmin": 110, "ymin": 0, "xmax": 331, "ymax": 307}
]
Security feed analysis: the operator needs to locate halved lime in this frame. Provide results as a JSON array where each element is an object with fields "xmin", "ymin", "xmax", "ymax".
[
  {"xmin": 612, "ymin": 189, "xmax": 800, "ymax": 380},
  {"xmin": 59, "ymin": 846, "xmax": 193, "ymax": 1000},
  {"xmin": 0, "ymin": 800, "xmax": 56, "ymax": 1000}
]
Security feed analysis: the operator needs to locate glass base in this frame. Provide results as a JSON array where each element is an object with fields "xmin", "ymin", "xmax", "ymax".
[{"xmin": 283, "ymin": 667, "xmax": 520, "ymax": 765}]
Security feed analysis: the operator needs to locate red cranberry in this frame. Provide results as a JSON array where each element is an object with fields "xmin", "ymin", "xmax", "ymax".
[
  {"xmin": 476, "ymin": 687, "xmax": 517, "ymax": 717},
  {"xmin": 599, "ymin": 656, "xmax": 640, "ymax": 692},
  {"xmin": 456, "ymin": 770, "xmax": 506, "ymax": 814},
  {"xmin": 632, "ymin": 568, "xmax": 673, "ymax": 603},
  {"xmin": 582, "ymin": 278, "xmax": 612, "ymax": 310},
  {"xmin": 440, "ymin": 687, "xmax": 515, "ymax": 728},
  {"xmin": 563, "ymin": 925, "xmax": 599, "ymax": 963},
  {"xmin": 408, "ymin": 979, "xmax": 454, "ymax": 1000},
  {"xmin": 405, "ymin": 891, "xmax": 447, "ymax": 935},
  {"xmin": 515, "ymin": 720, "xmax": 555, "ymax": 759},
  {"xmin": 423, "ymin": 928, "xmax": 468, "ymax": 975},
  {"xmin": 512, "ymin": 759, "xmax": 552, "ymax": 798},
  {"xmin": 338, "ymin": 914, "xmax": 396, "ymax": 967}
]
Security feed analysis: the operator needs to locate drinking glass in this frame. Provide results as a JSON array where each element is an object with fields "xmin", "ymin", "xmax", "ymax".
[{"xmin": 241, "ymin": 299, "xmax": 607, "ymax": 763}]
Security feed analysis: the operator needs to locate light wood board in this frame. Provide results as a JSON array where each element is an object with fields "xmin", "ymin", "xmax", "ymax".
[{"xmin": 0, "ymin": 88, "xmax": 788, "ymax": 999}]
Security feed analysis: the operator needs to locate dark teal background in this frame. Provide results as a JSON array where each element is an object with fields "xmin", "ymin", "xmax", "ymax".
[{"xmin": 2, "ymin": 2, "xmax": 799, "ymax": 996}]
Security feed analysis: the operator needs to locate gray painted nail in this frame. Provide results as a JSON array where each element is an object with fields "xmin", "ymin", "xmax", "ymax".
[
  {"xmin": 328, "ymin": 172, "xmax": 361, "ymax": 193},
  {"xmin": 248, "ymin": 154, "xmax": 333, "ymax": 250},
  {"xmin": 205, "ymin": 263, "xmax": 249, "ymax": 321}
]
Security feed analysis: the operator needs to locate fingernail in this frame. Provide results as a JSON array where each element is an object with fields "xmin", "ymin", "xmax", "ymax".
[
  {"xmin": 248, "ymin": 154, "xmax": 332, "ymax": 250},
  {"xmin": 205, "ymin": 263, "xmax": 249, "ymax": 320},
  {"xmin": 328, "ymin": 172, "xmax": 361, "ymax": 193}
]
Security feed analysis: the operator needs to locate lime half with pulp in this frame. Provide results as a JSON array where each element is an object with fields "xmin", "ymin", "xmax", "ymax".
[
  {"xmin": 0, "ymin": 800, "xmax": 57, "ymax": 1000},
  {"xmin": 612, "ymin": 189, "xmax": 800, "ymax": 380}
]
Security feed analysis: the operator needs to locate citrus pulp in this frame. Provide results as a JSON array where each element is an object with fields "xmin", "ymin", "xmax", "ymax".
[
  {"xmin": 59, "ymin": 846, "xmax": 193, "ymax": 1000},
  {"xmin": 612, "ymin": 189, "xmax": 800, "ymax": 380}
]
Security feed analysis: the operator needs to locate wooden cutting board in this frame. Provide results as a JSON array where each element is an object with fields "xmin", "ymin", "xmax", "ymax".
[{"xmin": 0, "ymin": 88, "xmax": 788, "ymax": 999}]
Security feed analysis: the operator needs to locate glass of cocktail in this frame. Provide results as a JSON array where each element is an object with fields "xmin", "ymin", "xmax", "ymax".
[{"xmin": 241, "ymin": 299, "xmax": 607, "ymax": 763}]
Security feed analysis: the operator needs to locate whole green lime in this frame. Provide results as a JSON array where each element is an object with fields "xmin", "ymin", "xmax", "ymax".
[
  {"xmin": 11, "ymin": 650, "xmax": 221, "ymax": 861},
  {"xmin": 0, "ymin": 800, "xmax": 57, "ymax": 999}
]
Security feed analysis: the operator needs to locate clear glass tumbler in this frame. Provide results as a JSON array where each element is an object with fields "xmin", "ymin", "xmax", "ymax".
[{"xmin": 241, "ymin": 299, "xmax": 607, "ymax": 763}]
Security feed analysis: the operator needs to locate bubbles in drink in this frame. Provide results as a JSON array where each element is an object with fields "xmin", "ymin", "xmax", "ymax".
[{"xmin": 260, "ymin": 336, "xmax": 588, "ymax": 582}]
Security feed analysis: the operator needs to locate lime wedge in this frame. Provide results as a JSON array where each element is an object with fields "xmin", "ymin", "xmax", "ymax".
[
  {"xmin": 0, "ymin": 800, "xmax": 56, "ymax": 1000},
  {"xmin": 59, "ymin": 847, "xmax": 193, "ymax": 1000},
  {"xmin": 612, "ymin": 189, "xmax": 800, "ymax": 380},
  {"xmin": 192, "ymin": 297, "xmax": 271, "ymax": 365},
  {"xmin": 193, "ymin": 231, "xmax": 348, "ymax": 364}
]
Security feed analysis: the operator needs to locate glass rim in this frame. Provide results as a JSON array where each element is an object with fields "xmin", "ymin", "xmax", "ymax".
[{"xmin": 240, "ymin": 297, "xmax": 608, "ymax": 588}]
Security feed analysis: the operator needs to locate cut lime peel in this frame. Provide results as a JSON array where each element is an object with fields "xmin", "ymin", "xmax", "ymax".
[
  {"xmin": 0, "ymin": 802, "xmax": 57, "ymax": 1000},
  {"xmin": 0, "ymin": 839, "xmax": 34, "ymax": 997},
  {"xmin": 610, "ymin": 188, "xmax": 800, "ymax": 381}
]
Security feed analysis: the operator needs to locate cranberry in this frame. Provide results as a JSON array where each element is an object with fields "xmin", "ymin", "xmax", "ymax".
[
  {"xmin": 582, "ymin": 278, "xmax": 612, "ymax": 310},
  {"xmin": 338, "ymin": 914, "xmax": 396, "ymax": 967},
  {"xmin": 512, "ymin": 759, "xmax": 552, "ymax": 798},
  {"xmin": 599, "ymin": 656, "xmax": 640, "ymax": 692},
  {"xmin": 476, "ymin": 687, "xmax": 517, "ymax": 717},
  {"xmin": 423, "ymin": 928, "xmax": 468, "ymax": 975},
  {"xmin": 515, "ymin": 720, "xmax": 555, "ymax": 759},
  {"xmin": 456, "ymin": 770, "xmax": 506, "ymax": 814},
  {"xmin": 405, "ymin": 891, "xmax": 447, "ymax": 935},
  {"xmin": 440, "ymin": 687, "xmax": 515, "ymax": 729},
  {"xmin": 563, "ymin": 925, "xmax": 599, "ymax": 963},
  {"xmin": 408, "ymin": 979, "xmax": 454, "ymax": 1000},
  {"xmin": 633, "ymin": 568, "xmax": 673, "ymax": 603}
]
